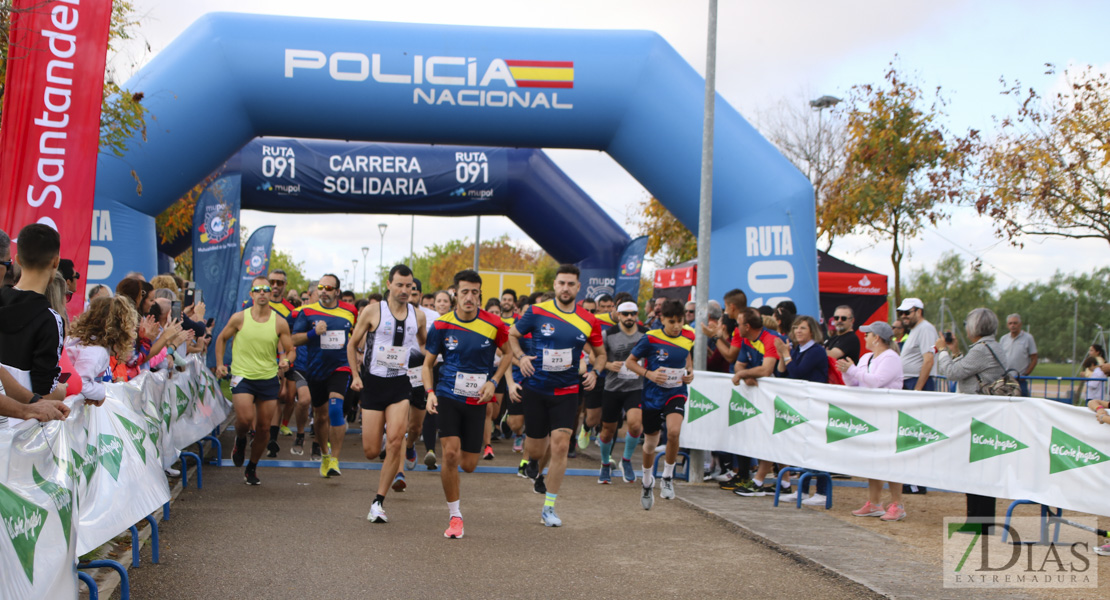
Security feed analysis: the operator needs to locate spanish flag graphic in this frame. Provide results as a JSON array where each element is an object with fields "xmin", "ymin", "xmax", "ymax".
[{"xmin": 505, "ymin": 60, "xmax": 574, "ymax": 89}]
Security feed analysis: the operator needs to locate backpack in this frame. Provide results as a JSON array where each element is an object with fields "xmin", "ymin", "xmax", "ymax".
[
  {"xmin": 974, "ymin": 343, "xmax": 1022, "ymax": 397},
  {"xmin": 827, "ymin": 355, "xmax": 845, "ymax": 386}
]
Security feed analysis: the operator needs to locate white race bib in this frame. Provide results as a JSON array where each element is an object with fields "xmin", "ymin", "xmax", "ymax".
[
  {"xmin": 542, "ymin": 348, "xmax": 573, "ymax": 372},
  {"xmin": 407, "ymin": 367, "xmax": 423, "ymax": 387},
  {"xmin": 375, "ymin": 345, "xmax": 406, "ymax": 370},
  {"xmin": 230, "ymin": 375, "xmax": 244, "ymax": 387},
  {"xmin": 658, "ymin": 367, "xmax": 685, "ymax": 389},
  {"xmin": 320, "ymin": 330, "xmax": 345, "ymax": 350},
  {"xmin": 453, "ymin": 372, "xmax": 487, "ymax": 398},
  {"xmin": 617, "ymin": 364, "xmax": 639, "ymax": 380}
]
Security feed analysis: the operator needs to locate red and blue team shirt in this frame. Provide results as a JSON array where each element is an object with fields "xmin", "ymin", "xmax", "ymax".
[
  {"xmin": 292, "ymin": 300, "xmax": 357, "ymax": 381},
  {"xmin": 513, "ymin": 300, "xmax": 603, "ymax": 394},
  {"xmin": 734, "ymin": 328, "xmax": 782, "ymax": 368},
  {"xmin": 426, "ymin": 309, "xmax": 509, "ymax": 405},
  {"xmin": 631, "ymin": 325, "xmax": 696, "ymax": 410}
]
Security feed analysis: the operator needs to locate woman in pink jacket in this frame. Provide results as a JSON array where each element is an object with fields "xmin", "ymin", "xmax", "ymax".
[{"xmin": 836, "ymin": 321, "xmax": 907, "ymax": 522}]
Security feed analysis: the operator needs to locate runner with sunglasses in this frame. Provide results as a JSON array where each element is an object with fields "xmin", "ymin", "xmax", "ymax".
[
  {"xmin": 215, "ymin": 277, "xmax": 296, "ymax": 485},
  {"xmin": 292, "ymin": 274, "xmax": 358, "ymax": 478},
  {"xmin": 598, "ymin": 301, "xmax": 645, "ymax": 484},
  {"xmin": 257, "ymin": 270, "xmax": 306, "ymax": 456}
]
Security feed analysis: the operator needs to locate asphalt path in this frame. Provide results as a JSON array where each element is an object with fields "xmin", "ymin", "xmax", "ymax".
[{"xmin": 128, "ymin": 430, "xmax": 880, "ymax": 599}]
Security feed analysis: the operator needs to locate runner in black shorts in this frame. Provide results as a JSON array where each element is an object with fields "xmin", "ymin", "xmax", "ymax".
[
  {"xmin": 597, "ymin": 301, "xmax": 645, "ymax": 484},
  {"xmin": 424, "ymin": 270, "xmax": 512, "ymax": 539},
  {"xmin": 348, "ymin": 265, "xmax": 426, "ymax": 524},
  {"xmin": 509, "ymin": 265, "xmax": 606, "ymax": 527}
]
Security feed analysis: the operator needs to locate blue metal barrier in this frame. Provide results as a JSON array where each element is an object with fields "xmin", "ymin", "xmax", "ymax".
[
  {"xmin": 773, "ymin": 466, "xmax": 832, "ymax": 509},
  {"xmin": 650, "ymin": 451, "xmax": 690, "ymax": 481},
  {"xmin": 179, "ymin": 451, "xmax": 202, "ymax": 488},
  {"xmin": 78, "ymin": 560, "xmax": 129, "ymax": 600},
  {"xmin": 932, "ymin": 375, "xmax": 1102, "ymax": 405},
  {"xmin": 77, "ymin": 571, "xmax": 98, "ymax": 600},
  {"xmin": 197, "ymin": 435, "xmax": 223, "ymax": 466},
  {"xmin": 1002, "ymin": 500, "xmax": 1063, "ymax": 545}
]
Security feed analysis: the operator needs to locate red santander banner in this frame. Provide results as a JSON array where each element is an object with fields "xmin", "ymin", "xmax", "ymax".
[{"xmin": 0, "ymin": 0, "xmax": 113, "ymax": 317}]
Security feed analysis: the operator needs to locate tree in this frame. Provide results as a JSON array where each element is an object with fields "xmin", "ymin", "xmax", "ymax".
[
  {"xmin": 269, "ymin": 247, "xmax": 309, "ymax": 294},
  {"xmin": 630, "ymin": 196, "xmax": 696, "ymax": 267},
  {"xmin": 407, "ymin": 234, "xmax": 558, "ymax": 294},
  {"xmin": 824, "ymin": 62, "xmax": 977, "ymax": 303},
  {"xmin": 976, "ymin": 64, "xmax": 1110, "ymax": 246},
  {"xmin": 757, "ymin": 91, "xmax": 848, "ymax": 250},
  {"xmin": 0, "ymin": 1, "xmax": 147, "ymax": 157},
  {"xmin": 901, "ymin": 252, "xmax": 997, "ymax": 345}
]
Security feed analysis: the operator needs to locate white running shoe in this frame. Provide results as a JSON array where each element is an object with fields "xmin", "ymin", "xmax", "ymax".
[
  {"xmin": 801, "ymin": 493, "xmax": 828, "ymax": 507},
  {"xmin": 367, "ymin": 500, "xmax": 388, "ymax": 523},
  {"xmin": 660, "ymin": 477, "xmax": 675, "ymax": 500}
]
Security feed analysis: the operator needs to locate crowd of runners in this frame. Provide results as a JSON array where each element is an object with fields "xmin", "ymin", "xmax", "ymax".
[{"xmin": 217, "ymin": 261, "xmax": 696, "ymax": 538}]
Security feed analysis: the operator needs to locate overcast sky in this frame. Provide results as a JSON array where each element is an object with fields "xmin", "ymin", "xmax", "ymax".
[{"xmin": 113, "ymin": 0, "xmax": 1110, "ymax": 292}]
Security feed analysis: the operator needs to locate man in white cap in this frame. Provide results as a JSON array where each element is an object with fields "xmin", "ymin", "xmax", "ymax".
[{"xmin": 896, "ymin": 298, "xmax": 938, "ymax": 391}]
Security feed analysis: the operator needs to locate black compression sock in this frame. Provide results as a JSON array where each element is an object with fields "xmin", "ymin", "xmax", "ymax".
[
  {"xmin": 269, "ymin": 425, "xmax": 279, "ymax": 439},
  {"xmin": 374, "ymin": 494, "xmax": 385, "ymax": 505}
]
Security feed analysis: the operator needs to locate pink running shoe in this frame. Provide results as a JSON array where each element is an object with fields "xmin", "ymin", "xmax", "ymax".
[
  {"xmin": 444, "ymin": 516, "xmax": 464, "ymax": 539},
  {"xmin": 852, "ymin": 501, "xmax": 886, "ymax": 517},
  {"xmin": 880, "ymin": 503, "xmax": 906, "ymax": 521}
]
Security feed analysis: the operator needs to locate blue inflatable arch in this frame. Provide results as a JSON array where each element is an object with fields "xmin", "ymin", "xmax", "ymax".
[{"xmin": 91, "ymin": 13, "xmax": 817, "ymax": 313}]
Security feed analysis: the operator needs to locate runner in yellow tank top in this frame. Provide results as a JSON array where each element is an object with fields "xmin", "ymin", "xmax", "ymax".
[{"xmin": 216, "ymin": 276, "xmax": 296, "ymax": 485}]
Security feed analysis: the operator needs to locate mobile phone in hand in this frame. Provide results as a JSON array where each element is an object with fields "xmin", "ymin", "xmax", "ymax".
[
  {"xmin": 944, "ymin": 331, "xmax": 954, "ymax": 344},
  {"xmin": 183, "ymin": 288, "xmax": 195, "ymax": 308}
]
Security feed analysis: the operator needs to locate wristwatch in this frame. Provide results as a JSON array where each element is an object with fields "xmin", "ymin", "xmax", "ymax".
[{"xmin": 29, "ymin": 393, "xmax": 41, "ymax": 405}]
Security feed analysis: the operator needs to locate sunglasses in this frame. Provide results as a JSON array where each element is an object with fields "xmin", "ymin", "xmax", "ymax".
[
  {"xmin": 251, "ymin": 286, "xmax": 272, "ymax": 293},
  {"xmin": 832, "ymin": 316, "xmax": 851, "ymax": 322},
  {"xmin": 318, "ymin": 284, "xmax": 337, "ymax": 291},
  {"xmin": 269, "ymin": 279, "xmax": 286, "ymax": 286},
  {"xmin": 620, "ymin": 311, "xmax": 638, "ymax": 317}
]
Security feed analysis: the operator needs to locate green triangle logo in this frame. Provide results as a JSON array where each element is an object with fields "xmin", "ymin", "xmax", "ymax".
[
  {"xmin": 0, "ymin": 482, "xmax": 49, "ymax": 584},
  {"xmin": 826, "ymin": 404, "xmax": 878, "ymax": 443},
  {"xmin": 686, "ymin": 388, "xmax": 719, "ymax": 423},
  {"xmin": 969, "ymin": 419, "xmax": 1028, "ymax": 463},
  {"xmin": 162, "ymin": 399, "xmax": 173, "ymax": 428},
  {"xmin": 896, "ymin": 411, "xmax": 948, "ymax": 453},
  {"xmin": 145, "ymin": 416, "xmax": 162, "ymax": 459},
  {"xmin": 31, "ymin": 466, "xmax": 73, "ymax": 547},
  {"xmin": 116, "ymin": 415, "xmax": 148, "ymax": 463},
  {"xmin": 97, "ymin": 434, "xmax": 124, "ymax": 481},
  {"xmin": 728, "ymin": 391, "xmax": 762, "ymax": 426},
  {"xmin": 82, "ymin": 445, "xmax": 99, "ymax": 481},
  {"xmin": 175, "ymin": 385, "xmax": 190, "ymax": 416},
  {"xmin": 772, "ymin": 396, "xmax": 808, "ymax": 434},
  {"xmin": 1049, "ymin": 427, "xmax": 1109, "ymax": 474}
]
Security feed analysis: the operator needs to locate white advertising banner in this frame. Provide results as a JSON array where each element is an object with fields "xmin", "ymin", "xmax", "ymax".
[
  {"xmin": 0, "ymin": 355, "xmax": 229, "ymax": 599},
  {"xmin": 684, "ymin": 372, "xmax": 1110, "ymax": 518}
]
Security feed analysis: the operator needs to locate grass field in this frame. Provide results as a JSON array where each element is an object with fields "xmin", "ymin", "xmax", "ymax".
[{"xmin": 1031, "ymin": 363, "xmax": 1079, "ymax": 378}]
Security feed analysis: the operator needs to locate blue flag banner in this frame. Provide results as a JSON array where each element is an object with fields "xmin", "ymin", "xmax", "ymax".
[
  {"xmin": 615, "ymin": 236, "xmax": 649, "ymax": 302},
  {"xmin": 192, "ymin": 174, "xmax": 241, "ymax": 368},
  {"xmin": 235, "ymin": 225, "xmax": 276, "ymax": 310}
]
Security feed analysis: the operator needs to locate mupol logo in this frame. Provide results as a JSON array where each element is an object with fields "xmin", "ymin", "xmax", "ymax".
[
  {"xmin": 286, "ymin": 50, "xmax": 574, "ymax": 110},
  {"xmin": 198, "ymin": 202, "xmax": 236, "ymax": 245}
]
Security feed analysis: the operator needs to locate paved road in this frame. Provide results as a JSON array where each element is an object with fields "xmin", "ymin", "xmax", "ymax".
[{"xmin": 127, "ymin": 431, "xmax": 879, "ymax": 599}]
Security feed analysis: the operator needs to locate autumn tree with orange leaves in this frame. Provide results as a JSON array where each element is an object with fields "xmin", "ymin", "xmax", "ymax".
[
  {"xmin": 630, "ymin": 196, "xmax": 696, "ymax": 267},
  {"xmin": 823, "ymin": 63, "xmax": 976, "ymax": 302},
  {"xmin": 408, "ymin": 234, "xmax": 558, "ymax": 294}
]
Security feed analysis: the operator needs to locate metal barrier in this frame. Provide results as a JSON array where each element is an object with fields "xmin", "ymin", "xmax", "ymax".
[
  {"xmin": 77, "ymin": 571, "xmax": 98, "ymax": 600},
  {"xmin": 930, "ymin": 375, "xmax": 1104, "ymax": 406},
  {"xmin": 78, "ymin": 560, "xmax": 129, "ymax": 600}
]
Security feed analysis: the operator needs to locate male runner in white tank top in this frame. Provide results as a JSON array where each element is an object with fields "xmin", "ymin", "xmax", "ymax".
[{"xmin": 348, "ymin": 264, "xmax": 426, "ymax": 524}]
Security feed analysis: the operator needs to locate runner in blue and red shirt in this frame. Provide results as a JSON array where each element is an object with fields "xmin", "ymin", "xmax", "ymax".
[
  {"xmin": 423, "ymin": 270, "xmax": 513, "ymax": 539},
  {"xmin": 292, "ymin": 274, "xmax": 357, "ymax": 478},
  {"xmin": 509, "ymin": 264, "xmax": 606, "ymax": 527}
]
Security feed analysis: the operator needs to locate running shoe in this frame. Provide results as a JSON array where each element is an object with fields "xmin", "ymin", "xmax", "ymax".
[
  {"xmin": 533, "ymin": 474, "xmax": 547, "ymax": 494},
  {"xmin": 244, "ymin": 466, "xmax": 260, "ymax": 486},
  {"xmin": 512, "ymin": 435, "xmax": 524, "ymax": 453},
  {"xmin": 541, "ymin": 506, "xmax": 562, "ymax": 527},
  {"xmin": 392, "ymin": 473, "xmax": 407, "ymax": 492},
  {"xmin": 266, "ymin": 439, "xmax": 280, "ymax": 458},
  {"xmin": 852, "ymin": 501, "xmax": 886, "ymax": 517},
  {"xmin": 718, "ymin": 474, "xmax": 746, "ymax": 490},
  {"xmin": 660, "ymin": 477, "xmax": 675, "ymax": 500},
  {"xmin": 714, "ymin": 469, "xmax": 737, "ymax": 483},
  {"xmin": 483, "ymin": 445, "xmax": 495, "ymax": 460},
  {"xmin": 620, "ymin": 459, "xmax": 635, "ymax": 483},
  {"xmin": 310, "ymin": 442, "xmax": 322, "ymax": 462},
  {"xmin": 802, "ymin": 493, "xmax": 828, "ymax": 507},
  {"xmin": 598, "ymin": 463, "xmax": 612, "ymax": 484},
  {"xmin": 1093, "ymin": 543, "xmax": 1110, "ymax": 556},
  {"xmin": 444, "ymin": 516, "xmax": 464, "ymax": 539},
  {"xmin": 404, "ymin": 446, "xmax": 417, "ymax": 470},
  {"xmin": 525, "ymin": 460, "xmax": 539, "ymax": 481},
  {"xmin": 517, "ymin": 460, "xmax": 529, "ymax": 479},
  {"xmin": 279, "ymin": 425, "xmax": 293, "ymax": 436},
  {"xmin": 424, "ymin": 450, "xmax": 438, "ymax": 470},
  {"xmin": 367, "ymin": 500, "xmax": 388, "ymax": 523},
  {"xmin": 641, "ymin": 483, "xmax": 655, "ymax": 510},
  {"xmin": 756, "ymin": 482, "xmax": 777, "ymax": 496},
  {"xmin": 879, "ymin": 503, "xmax": 906, "ymax": 521},
  {"xmin": 320, "ymin": 456, "xmax": 331, "ymax": 478},
  {"xmin": 327, "ymin": 457, "xmax": 342, "ymax": 477},
  {"xmin": 732, "ymin": 480, "xmax": 763, "ymax": 497},
  {"xmin": 232, "ymin": 436, "xmax": 246, "ymax": 467},
  {"xmin": 290, "ymin": 436, "xmax": 305, "ymax": 456},
  {"xmin": 577, "ymin": 426, "xmax": 590, "ymax": 452}
]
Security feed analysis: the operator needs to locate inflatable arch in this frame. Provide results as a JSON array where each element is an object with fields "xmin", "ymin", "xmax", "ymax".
[{"xmin": 91, "ymin": 13, "xmax": 818, "ymax": 313}]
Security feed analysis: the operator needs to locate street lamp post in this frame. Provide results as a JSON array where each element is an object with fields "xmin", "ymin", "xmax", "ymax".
[
  {"xmin": 378, "ymin": 223, "xmax": 388, "ymax": 289},
  {"xmin": 809, "ymin": 94, "xmax": 841, "ymax": 182},
  {"xmin": 351, "ymin": 259, "xmax": 358, "ymax": 292},
  {"xmin": 360, "ymin": 246, "xmax": 369, "ymax": 293},
  {"xmin": 343, "ymin": 269, "xmax": 349, "ymax": 286}
]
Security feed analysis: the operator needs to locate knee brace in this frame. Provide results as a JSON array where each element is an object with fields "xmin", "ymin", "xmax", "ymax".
[{"xmin": 328, "ymin": 397, "xmax": 345, "ymax": 427}]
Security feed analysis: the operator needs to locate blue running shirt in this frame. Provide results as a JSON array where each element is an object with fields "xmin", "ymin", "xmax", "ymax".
[
  {"xmin": 513, "ymin": 300, "xmax": 603, "ymax": 394},
  {"xmin": 427, "ymin": 309, "xmax": 509, "ymax": 404},
  {"xmin": 630, "ymin": 325, "xmax": 695, "ymax": 410},
  {"xmin": 292, "ymin": 301, "xmax": 357, "ymax": 381}
]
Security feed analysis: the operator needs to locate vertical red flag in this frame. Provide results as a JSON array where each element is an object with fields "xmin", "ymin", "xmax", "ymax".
[{"xmin": 0, "ymin": 0, "xmax": 114, "ymax": 317}]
